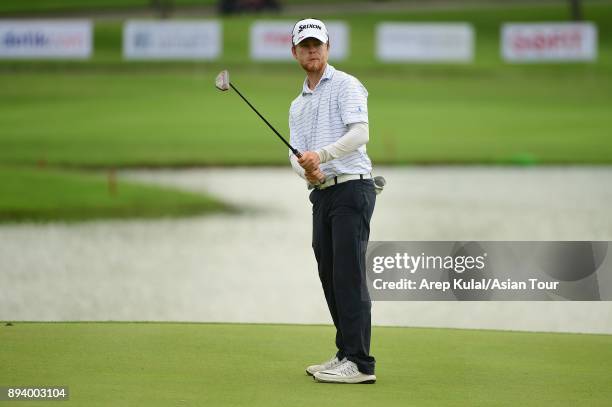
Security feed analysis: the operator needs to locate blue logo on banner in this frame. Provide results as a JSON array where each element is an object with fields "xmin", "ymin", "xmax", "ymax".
[
  {"xmin": 3, "ymin": 31, "xmax": 49, "ymax": 47},
  {"xmin": 134, "ymin": 32, "xmax": 151, "ymax": 48}
]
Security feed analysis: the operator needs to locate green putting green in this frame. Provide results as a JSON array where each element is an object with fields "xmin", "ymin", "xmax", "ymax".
[
  {"xmin": 1, "ymin": 322, "xmax": 611, "ymax": 406},
  {"xmin": 0, "ymin": 166, "xmax": 227, "ymax": 222}
]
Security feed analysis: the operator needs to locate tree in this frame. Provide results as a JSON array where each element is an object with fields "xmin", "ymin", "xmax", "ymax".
[
  {"xmin": 150, "ymin": 0, "xmax": 174, "ymax": 18},
  {"xmin": 569, "ymin": 0, "xmax": 583, "ymax": 21}
]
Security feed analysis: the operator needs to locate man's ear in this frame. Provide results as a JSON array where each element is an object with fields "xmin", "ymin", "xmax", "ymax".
[{"xmin": 291, "ymin": 45, "xmax": 297, "ymax": 59}]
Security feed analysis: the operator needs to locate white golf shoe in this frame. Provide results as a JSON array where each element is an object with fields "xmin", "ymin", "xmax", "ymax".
[
  {"xmin": 313, "ymin": 359, "xmax": 376, "ymax": 384},
  {"xmin": 305, "ymin": 356, "xmax": 345, "ymax": 376}
]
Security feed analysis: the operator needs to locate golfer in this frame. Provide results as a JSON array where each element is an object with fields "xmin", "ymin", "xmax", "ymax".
[{"xmin": 288, "ymin": 18, "xmax": 377, "ymax": 384}]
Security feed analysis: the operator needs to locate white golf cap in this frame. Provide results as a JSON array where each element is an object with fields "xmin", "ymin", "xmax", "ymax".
[{"xmin": 292, "ymin": 18, "xmax": 328, "ymax": 46}]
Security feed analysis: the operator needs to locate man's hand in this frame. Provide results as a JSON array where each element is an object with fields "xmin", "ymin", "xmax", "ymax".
[
  {"xmin": 305, "ymin": 167, "xmax": 325, "ymax": 185},
  {"xmin": 298, "ymin": 151, "xmax": 321, "ymax": 172}
]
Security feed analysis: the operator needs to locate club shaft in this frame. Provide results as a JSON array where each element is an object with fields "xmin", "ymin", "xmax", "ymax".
[{"xmin": 229, "ymin": 82, "xmax": 301, "ymax": 157}]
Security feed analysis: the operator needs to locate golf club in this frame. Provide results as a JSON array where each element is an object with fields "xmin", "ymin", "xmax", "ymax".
[{"xmin": 215, "ymin": 69, "xmax": 325, "ymax": 183}]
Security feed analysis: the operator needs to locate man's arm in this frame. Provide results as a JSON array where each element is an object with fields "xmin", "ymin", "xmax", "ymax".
[
  {"xmin": 291, "ymin": 123, "xmax": 370, "ymax": 174},
  {"xmin": 289, "ymin": 108, "xmax": 326, "ymax": 185},
  {"xmin": 297, "ymin": 122, "xmax": 369, "ymax": 171},
  {"xmin": 315, "ymin": 122, "xmax": 369, "ymax": 164},
  {"xmin": 289, "ymin": 153, "xmax": 307, "ymax": 180},
  {"xmin": 288, "ymin": 108, "xmax": 309, "ymax": 180},
  {"xmin": 293, "ymin": 153, "xmax": 326, "ymax": 185}
]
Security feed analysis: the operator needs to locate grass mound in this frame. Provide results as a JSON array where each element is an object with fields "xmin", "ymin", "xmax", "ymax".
[{"xmin": 0, "ymin": 166, "xmax": 227, "ymax": 222}]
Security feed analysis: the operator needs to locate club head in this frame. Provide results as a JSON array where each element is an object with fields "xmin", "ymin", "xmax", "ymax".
[{"xmin": 215, "ymin": 70, "xmax": 230, "ymax": 91}]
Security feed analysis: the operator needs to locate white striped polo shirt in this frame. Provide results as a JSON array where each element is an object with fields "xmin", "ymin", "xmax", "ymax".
[{"xmin": 289, "ymin": 64, "xmax": 373, "ymax": 178}]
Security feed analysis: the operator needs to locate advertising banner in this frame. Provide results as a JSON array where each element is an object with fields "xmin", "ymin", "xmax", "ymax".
[
  {"xmin": 0, "ymin": 20, "xmax": 92, "ymax": 59},
  {"xmin": 501, "ymin": 22, "xmax": 597, "ymax": 62},
  {"xmin": 123, "ymin": 20, "xmax": 221, "ymax": 60},
  {"xmin": 376, "ymin": 23, "xmax": 474, "ymax": 62}
]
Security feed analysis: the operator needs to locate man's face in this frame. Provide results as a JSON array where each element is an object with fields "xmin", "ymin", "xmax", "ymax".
[{"xmin": 292, "ymin": 38, "xmax": 329, "ymax": 73}]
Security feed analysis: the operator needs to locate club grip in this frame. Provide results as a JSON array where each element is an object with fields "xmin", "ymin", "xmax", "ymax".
[{"xmin": 295, "ymin": 150, "xmax": 325, "ymax": 184}]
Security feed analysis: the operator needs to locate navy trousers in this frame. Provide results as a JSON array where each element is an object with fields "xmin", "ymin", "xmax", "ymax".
[{"xmin": 309, "ymin": 178, "xmax": 376, "ymax": 375}]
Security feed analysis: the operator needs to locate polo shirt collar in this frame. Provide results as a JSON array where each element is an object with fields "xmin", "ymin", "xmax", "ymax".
[{"xmin": 302, "ymin": 64, "xmax": 335, "ymax": 95}]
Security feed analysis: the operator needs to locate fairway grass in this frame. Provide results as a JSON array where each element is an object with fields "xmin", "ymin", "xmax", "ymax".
[
  {"xmin": 1, "ymin": 69, "xmax": 611, "ymax": 167},
  {"xmin": 1, "ymin": 322, "xmax": 611, "ymax": 406},
  {"xmin": 1, "ymin": 3, "xmax": 612, "ymax": 166},
  {"xmin": 0, "ymin": 166, "xmax": 227, "ymax": 222}
]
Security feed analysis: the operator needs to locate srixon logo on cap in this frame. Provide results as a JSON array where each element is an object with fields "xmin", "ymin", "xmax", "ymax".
[{"xmin": 298, "ymin": 24, "xmax": 322, "ymax": 34}]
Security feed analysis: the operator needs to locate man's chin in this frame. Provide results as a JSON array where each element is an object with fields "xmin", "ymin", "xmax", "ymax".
[{"xmin": 302, "ymin": 61, "xmax": 324, "ymax": 73}]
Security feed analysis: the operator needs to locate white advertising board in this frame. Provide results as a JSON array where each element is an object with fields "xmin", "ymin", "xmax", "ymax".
[
  {"xmin": 376, "ymin": 23, "xmax": 474, "ymax": 62},
  {"xmin": 0, "ymin": 20, "xmax": 92, "ymax": 59},
  {"xmin": 123, "ymin": 20, "xmax": 221, "ymax": 60},
  {"xmin": 250, "ymin": 21, "xmax": 349, "ymax": 61},
  {"xmin": 501, "ymin": 23, "xmax": 597, "ymax": 62}
]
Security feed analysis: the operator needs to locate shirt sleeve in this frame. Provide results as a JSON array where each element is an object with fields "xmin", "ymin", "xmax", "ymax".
[
  {"xmin": 288, "ymin": 107, "xmax": 307, "ymax": 180},
  {"xmin": 288, "ymin": 107, "xmax": 307, "ymax": 155},
  {"xmin": 289, "ymin": 154, "xmax": 306, "ymax": 180},
  {"xmin": 316, "ymin": 122, "xmax": 369, "ymax": 164},
  {"xmin": 338, "ymin": 76, "xmax": 369, "ymax": 126}
]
